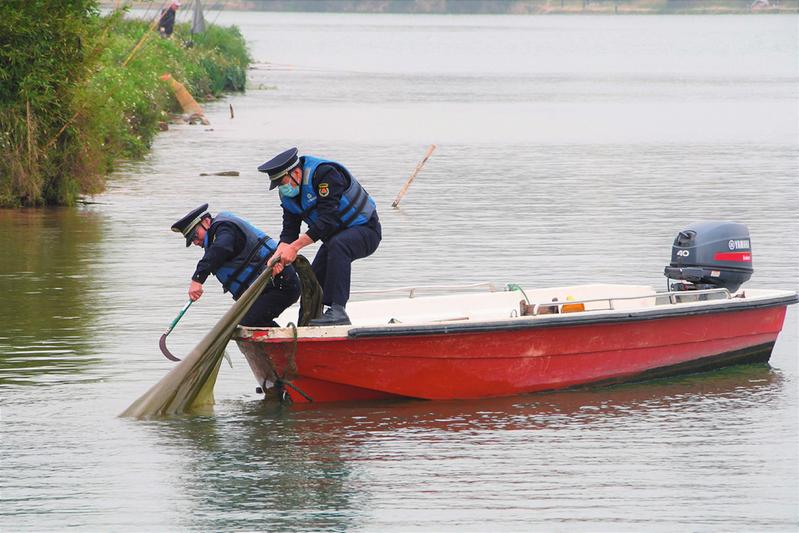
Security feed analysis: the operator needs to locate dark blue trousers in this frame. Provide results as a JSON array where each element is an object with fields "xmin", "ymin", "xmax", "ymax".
[
  {"xmin": 238, "ymin": 264, "xmax": 301, "ymax": 327},
  {"xmin": 312, "ymin": 218, "xmax": 381, "ymax": 307}
]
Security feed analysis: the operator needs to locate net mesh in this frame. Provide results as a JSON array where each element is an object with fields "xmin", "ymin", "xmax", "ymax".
[{"xmin": 120, "ymin": 265, "xmax": 276, "ymax": 419}]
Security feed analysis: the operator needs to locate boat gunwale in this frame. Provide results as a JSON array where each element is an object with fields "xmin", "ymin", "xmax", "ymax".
[
  {"xmin": 234, "ymin": 290, "xmax": 797, "ymax": 343},
  {"xmin": 347, "ymin": 291, "xmax": 797, "ymax": 339}
]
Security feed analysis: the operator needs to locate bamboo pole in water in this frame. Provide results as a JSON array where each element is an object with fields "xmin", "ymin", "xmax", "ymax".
[{"xmin": 392, "ymin": 144, "xmax": 436, "ymax": 208}]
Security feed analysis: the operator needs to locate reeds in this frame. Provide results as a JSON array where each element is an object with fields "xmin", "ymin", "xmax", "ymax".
[{"xmin": 0, "ymin": 3, "xmax": 250, "ymax": 207}]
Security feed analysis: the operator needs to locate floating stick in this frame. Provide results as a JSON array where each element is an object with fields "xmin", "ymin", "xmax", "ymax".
[
  {"xmin": 392, "ymin": 144, "xmax": 436, "ymax": 208},
  {"xmin": 199, "ymin": 171, "xmax": 240, "ymax": 176}
]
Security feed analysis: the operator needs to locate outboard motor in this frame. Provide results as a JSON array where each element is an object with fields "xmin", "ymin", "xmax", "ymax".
[{"xmin": 664, "ymin": 221, "xmax": 753, "ymax": 293}]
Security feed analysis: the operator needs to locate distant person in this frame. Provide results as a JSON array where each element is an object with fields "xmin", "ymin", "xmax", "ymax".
[
  {"xmin": 257, "ymin": 147, "xmax": 381, "ymax": 326},
  {"xmin": 158, "ymin": 2, "xmax": 180, "ymax": 39},
  {"xmin": 171, "ymin": 204, "xmax": 300, "ymax": 327}
]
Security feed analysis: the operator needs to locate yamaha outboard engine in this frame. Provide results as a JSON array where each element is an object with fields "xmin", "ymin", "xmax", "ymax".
[{"xmin": 664, "ymin": 221, "xmax": 753, "ymax": 293}]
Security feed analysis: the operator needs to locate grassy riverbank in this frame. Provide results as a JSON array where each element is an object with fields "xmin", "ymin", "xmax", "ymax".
[
  {"xmin": 152, "ymin": 0, "xmax": 798, "ymax": 14},
  {"xmin": 0, "ymin": 3, "xmax": 250, "ymax": 207}
]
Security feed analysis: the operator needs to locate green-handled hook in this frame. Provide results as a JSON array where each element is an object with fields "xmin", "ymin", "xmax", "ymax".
[{"xmin": 159, "ymin": 299, "xmax": 193, "ymax": 361}]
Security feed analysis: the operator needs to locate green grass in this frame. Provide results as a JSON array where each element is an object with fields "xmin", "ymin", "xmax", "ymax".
[{"xmin": 0, "ymin": 3, "xmax": 250, "ymax": 207}]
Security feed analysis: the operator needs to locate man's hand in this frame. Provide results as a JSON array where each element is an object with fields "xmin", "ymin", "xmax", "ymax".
[
  {"xmin": 268, "ymin": 257, "xmax": 284, "ymax": 276},
  {"xmin": 267, "ymin": 247, "xmax": 286, "ymax": 275},
  {"xmin": 280, "ymin": 234, "xmax": 313, "ymax": 267},
  {"xmin": 189, "ymin": 280, "xmax": 204, "ymax": 301},
  {"xmin": 275, "ymin": 241, "xmax": 293, "ymax": 260},
  {"xmin": 270, "ymin": 235, "xmax": 312, "ymax": 276},
  {"xmin": 279, "ymin": 243, "xmax": 299, "ymax": 265}
]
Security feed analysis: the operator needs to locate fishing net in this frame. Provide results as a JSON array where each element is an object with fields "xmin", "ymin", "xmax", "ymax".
[
  {"xmin": 294, "ymin": 255, "xmax": 323, "ymax": 326},
  {"xmin": 120, "ymin": 263, "xmax": 277, "ymax": 419}
]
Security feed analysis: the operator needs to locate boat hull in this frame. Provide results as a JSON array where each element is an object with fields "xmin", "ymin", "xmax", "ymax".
[{"xmin": 236, "ymin": 302, "xmax": 789, "ymax": 403}]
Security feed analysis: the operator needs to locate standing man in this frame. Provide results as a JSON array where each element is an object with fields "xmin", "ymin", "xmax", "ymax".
[
  {"xmin": 171, "ymin": 204, "xmax": 300, "ymax": 327},
  {"xmin": 257, "ymin": 148, "xmax": 381, "ymax": 326},
  {"xmin": 158, "ymin": 2, "xmax": 180, "ymax": 39}
]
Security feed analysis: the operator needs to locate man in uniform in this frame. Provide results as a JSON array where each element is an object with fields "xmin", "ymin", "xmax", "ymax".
[
  {"xmin": 171, "ymin": 204, "xmax": 300, "ymax": 327},
  {"xmin": 257, "ymin": 148, "xmax": 381, "ymax": 326}
]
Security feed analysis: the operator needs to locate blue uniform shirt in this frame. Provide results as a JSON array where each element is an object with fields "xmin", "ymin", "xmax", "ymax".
[
  {"xmin": 192, "ymin": 222, "xmax": 243, "ymax": 283},
  {"xmin": 280, "ymin": 163, "xmax": 349, "ymax": 243}
]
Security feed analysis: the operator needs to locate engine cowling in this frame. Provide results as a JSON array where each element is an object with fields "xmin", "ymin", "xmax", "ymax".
[{"xmin": 664, "ymin": 221, "xmax": 753, "ymax": 293}]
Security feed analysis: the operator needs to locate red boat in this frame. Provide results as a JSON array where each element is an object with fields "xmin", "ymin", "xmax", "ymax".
[
  {"xmin": 233, "ymin": 222, "xmax": 796, "ymax": 404},
  {"xmin": 234, "ymin": 283, "xmax": 796, "ymax": 403}
]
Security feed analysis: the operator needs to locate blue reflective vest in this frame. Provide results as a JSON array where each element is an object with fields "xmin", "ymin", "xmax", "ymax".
[
  {"xmin": 206, "ymin": 212, "xmax": 278, "ymax": 300},
  {"xmin": 279, "ymin": 155, "xmax": 376, "ymax": 229}
]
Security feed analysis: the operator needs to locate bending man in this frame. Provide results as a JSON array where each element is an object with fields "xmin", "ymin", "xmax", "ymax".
[
  {"xmin": 171, "ymin": 203, "xmax": 300, "ymax": 327},
  {"xmin": 257, "ymin": 147, "xmax": 381, "ymax": 326}
]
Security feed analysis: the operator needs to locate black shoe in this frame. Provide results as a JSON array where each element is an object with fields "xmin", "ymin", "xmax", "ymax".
[{"xmin": 309, "ymin": 304, "xmax": 351, "ymax": 326}]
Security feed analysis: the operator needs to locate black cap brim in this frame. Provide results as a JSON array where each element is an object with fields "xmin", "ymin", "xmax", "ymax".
[
  {"xmin": 172, "ymin": 203, "xmax": 208, "ymax": 247},
  {"xmin": 258, "ymin": 148, "xmax": 299, "ymax": 191}
]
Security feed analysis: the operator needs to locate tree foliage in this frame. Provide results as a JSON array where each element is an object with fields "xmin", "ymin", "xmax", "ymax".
[
  {"xmin": 0, "ymin": 2, "xmax": 250, "ymax": 207},
  {"xmin": 0, "ymin": 0, "xmax": 102, "ymax": 206}
]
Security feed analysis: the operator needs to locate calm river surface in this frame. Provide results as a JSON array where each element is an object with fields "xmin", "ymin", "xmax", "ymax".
[{"xmin": 2, "ymin": 11, "xmax": 798, "ymax": 531}]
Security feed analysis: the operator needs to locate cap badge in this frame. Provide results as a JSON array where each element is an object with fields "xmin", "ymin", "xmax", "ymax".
[{"xmin": 318, "ymin": 183, "xmax": 329, "ymax": 197}]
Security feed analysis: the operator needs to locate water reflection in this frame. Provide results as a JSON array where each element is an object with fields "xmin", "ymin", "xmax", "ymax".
[
  {"xmin": 2, "ymin": 11, "xmax": 797, "ymax": 530},
  {"xmin": 0, "ymin": 208, "xmax": 105, "ymax": 385},
  {"xmin": 147, "ymin": 405, "xmax": 362, "ymax": 531},
  {"xmin": 141, "ymin": 365, "xmax": 780, "ymax": 530},
  {"xmin": 280, "ymin": 364, "xmax": 783, "ymax": 433}
]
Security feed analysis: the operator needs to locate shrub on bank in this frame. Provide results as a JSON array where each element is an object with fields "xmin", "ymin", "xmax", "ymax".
[{"xmin": 0, "ymin": 2, "xmax": 250, "ymax": 207}]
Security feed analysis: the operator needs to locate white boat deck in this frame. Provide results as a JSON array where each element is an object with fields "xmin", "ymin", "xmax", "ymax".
[
  {"xmin": 236, "ymin": 283, "xmax": 795, "ymax": 341},
  {"xmin": 347, "ymin": 283, "xmax": 657, "ymax": 325}
]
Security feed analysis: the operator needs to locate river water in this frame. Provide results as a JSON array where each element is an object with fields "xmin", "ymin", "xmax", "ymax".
[{"xmin": 1, "ymin": 11, "xmax": 797, "ymax": 531}]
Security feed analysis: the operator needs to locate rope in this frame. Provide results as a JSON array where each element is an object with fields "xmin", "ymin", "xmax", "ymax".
[
  {"xmin": 122, "ymin": 1, "xmax": 169, "ymax": 67},
  {"xmin": 140, "ymin": 1, "xmax": 154, "ymax": 22},
  {"xmin": 507, "ymin": 283, "xmax": 531, "ymax": 305},
  {"xmin": 210, "ymin": 0, "xmax": 228, "ymax": 25},
  {"xmin": 177, "ymin": 0, "xmax": 195, "ymax": 23},
  {"xmin": 271, "ymin": 322, "xmax": 313, "ymax": 403},
  {"xmin": 283, "ymin": 380, "xmax": 313, "ymax": 403},
  {"xmin": 285, "ymin": 322, "xmax": 298, "ymax": 380}
]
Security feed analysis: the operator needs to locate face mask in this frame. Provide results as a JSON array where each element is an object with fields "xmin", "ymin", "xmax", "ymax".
[{"xmin": 279, "ymin": 182, "xmax": 300, "ymax": 198}]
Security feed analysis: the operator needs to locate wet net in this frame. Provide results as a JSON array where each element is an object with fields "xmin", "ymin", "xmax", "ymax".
[
  {"xmin": 294, "ymin": 254, "xmax": 323, "ymax": 326},
  {"xmin": 120, "ymin": 264, "xmax": 277, "ymax": 419}
]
